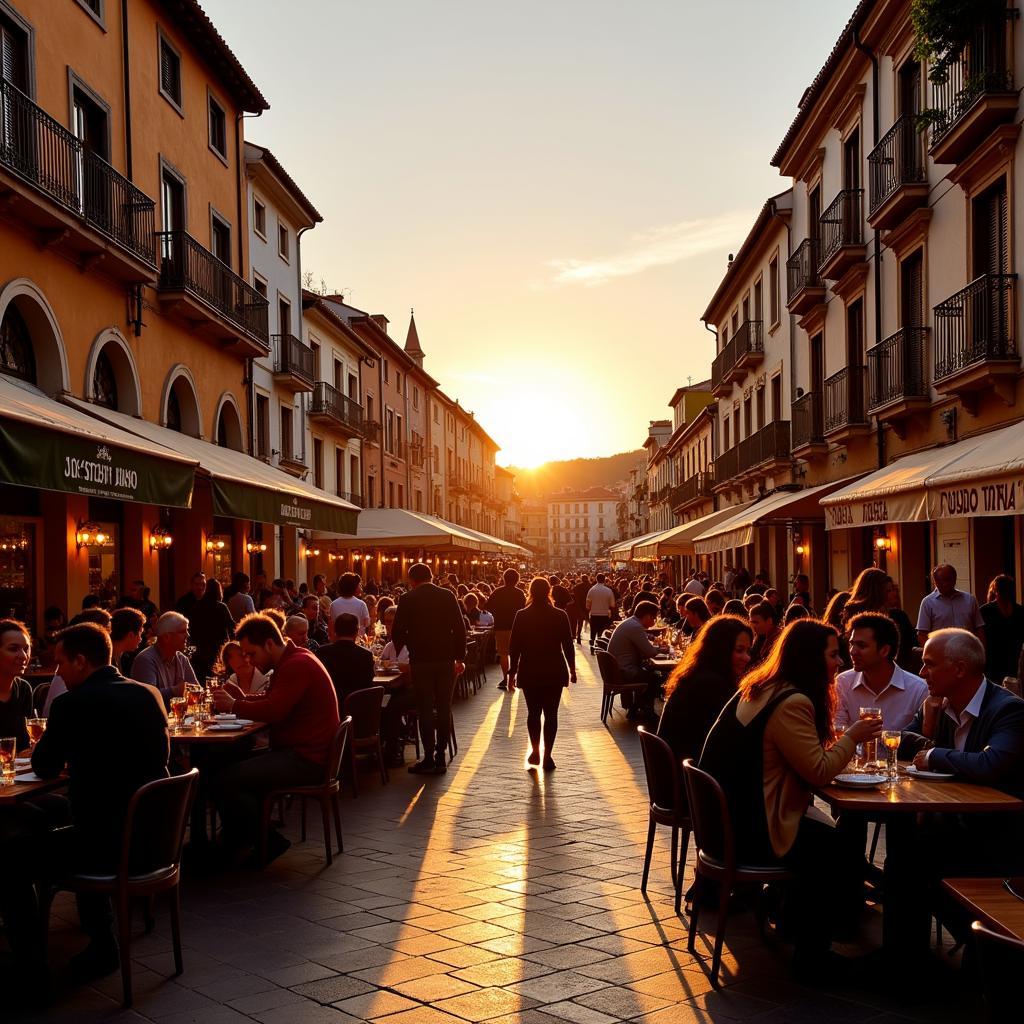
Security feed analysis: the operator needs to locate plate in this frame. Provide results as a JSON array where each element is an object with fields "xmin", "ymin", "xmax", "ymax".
[
  {"xmin": 833, "ymin": 774, "xmax": 887, "ymax": 788},
  {"xmin": 14, "ymin": 772, "xmax": 42, "ymax": 782},
  {"xmin": 14, "ymin": 757, "xmax": 31, "ymax": 767},
  {"xmin": 906, "ymin": 766, "xmax": 955, "ymax": 781},
  {"xmin": 233, "ymin": 719, "xmax": 254, "ymax": 726},
  {"xmin": 207, "ymin": 722, "xmax": 244, "ymax": 732},
  {"xmin": 213, "ymin": 713, "xmax": 236, "ymax": 721}
]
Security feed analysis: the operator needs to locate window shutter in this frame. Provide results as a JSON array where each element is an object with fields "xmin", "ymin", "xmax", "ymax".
[{"xmin": 1, "ymin": 20, "xmax": 28, "ymax": 91}]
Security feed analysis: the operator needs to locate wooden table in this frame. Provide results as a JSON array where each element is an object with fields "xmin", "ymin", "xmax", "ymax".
[
  {"xmin": 0, "ymin": 771, "xmax": 67, "ymax": 805},
  {"xmin": 651, "ymin": 657, "xmax": 679, "ymax": 671},
  {"xmin": 943, "ymin": 877, "xmax": 1024, "ymax": 942},
  {"xmin": 815, "ymin": 772, "xmax": 1024, "ymax": 950},
  {"xmin": 170, "ymin": 721, "xmax": 265, "ymax": 745}
]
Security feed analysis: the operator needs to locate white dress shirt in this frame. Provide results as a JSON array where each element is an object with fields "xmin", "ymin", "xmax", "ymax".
[
  {"xmin": 835, "ymin": 663, "xmax": 929, "ymax": 731},
  {"xmin": 942, "ymin": 679, "xmax": 988, "ymax": 751}
]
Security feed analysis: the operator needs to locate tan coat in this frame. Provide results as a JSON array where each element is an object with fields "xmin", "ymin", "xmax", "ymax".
[{"xmin": 735, "ymin": 682, "xmax": 857, "ymax": 856}]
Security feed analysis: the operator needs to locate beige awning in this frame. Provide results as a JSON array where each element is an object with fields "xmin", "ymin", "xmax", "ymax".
[
  {"xmin": 609, "ymin": 529, "xmax": 665, "ymax": 562},
  {"xmin": 821, "ymin": 421, "xmax": 1024, "ymax": 529},
  {"xmin": 444, "ymin": 522, "xmax": 532, "ymax": 557},
  {"xmin": 632, "ymin": 503, "xmax": 755, "ymax": 559},
  {"xmin": 320, "ymin": 509, "xmax": 494, "ymax": 551},
  {"xmin": 693, "ymin": 480, "xmax": 854, "ymax": 555}
]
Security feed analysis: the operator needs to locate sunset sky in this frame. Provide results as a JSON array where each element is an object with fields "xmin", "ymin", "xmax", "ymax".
[{"xmin": 204, "ymin": 0, "xmax": 852, "ymax": 468}]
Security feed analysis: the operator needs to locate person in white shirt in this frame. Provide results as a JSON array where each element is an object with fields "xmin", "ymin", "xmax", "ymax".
[
  {"xmin": 380, "ymin": 607, "xmax": 410, "ymax": 669},
  {"xmin": 916, "ymin": 564, "xmax": 985, "ymax": 647},
  {"xmin": 835, "ymin": 613, "xmax": 928, "ymax": 730},
  {"xmin": 682, "ymin": 572, "xmax": 705, "ymax": 597},
  {"xmin": 328, "ymin": 572, "xmax": 371, "ymax": 639},
  {"xmin": 585, "ymin": 573, "xmax": 617, "ymax": 655}
]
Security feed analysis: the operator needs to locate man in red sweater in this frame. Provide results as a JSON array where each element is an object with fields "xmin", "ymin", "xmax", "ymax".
[{"xmin": 213, "ymin": 614, "xmax": 340, "ymax": 863}]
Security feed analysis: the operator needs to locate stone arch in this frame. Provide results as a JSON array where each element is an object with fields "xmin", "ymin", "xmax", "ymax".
[
  {"xmin": 82, "ymin": 327, "xmax": 142, "ymax": 416},
  {"xmin": 0, "ymin": 277, "xmax": 70, "ymax": 395},
  {"xmin": 213, "ymin": 391, "xmax": 245, "ymax": 452},
  {"xmin": 160, "ymin": 364, "xmax": 203, "ymax": 439}
]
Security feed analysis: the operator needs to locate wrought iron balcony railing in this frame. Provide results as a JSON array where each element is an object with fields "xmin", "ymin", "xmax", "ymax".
[
  {"xmin": 868, "ymin": 327, "xmax": 930, "ymax": 410},
  {"xmin": 273, "ymin": 333, "xmax": 314, "ymax": 385},
  {"xmin": 310, "ymin": 380, "xmax": 366, "ymax": 433},
  {"xmin": 786, "ymin": 237, "xmax": 821, "ymax": 303},
  {"xmin": 791, "ymin": 392, "xmax": 823, "ymax": 448},
  {"xmin": 818, "ymin": 189, "xmax": 864, "ymax": 270},
  {"xmin": 824, "ymin": 365, "xmax": 867, "ymax": 432},
  {"xmin": 868, "ymin": 115, "xmax": 927, "ymax": 216},
  {"xmin": 934, "ymin": 274, "xmax": 1016, "ymax": 381}
]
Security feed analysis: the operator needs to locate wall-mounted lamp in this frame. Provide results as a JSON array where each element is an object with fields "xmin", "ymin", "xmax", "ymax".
[
  {"xmin": 246, "ymin": 539, "xmax": 267, "ymax": 554},
  {"xmin": 793, "ymin": 527, "xmax": 807, "ymax": 558},
  {"xmin": 76, "ymin": 521, "xmax": 109, "ymax": 552},
  {"xmin": 306, "ymin": 545, "xmax": 321, "ymax": 558},
  {"xmin": 874, "ymin": 529, "xmax": 892, "ymax": 553},
  {"xmin": 328, "ymin": 550, "xmax": 342, "ymax": 562},
  {"xmin": 149, "ymin": 525, "xmax": 174, "ymax": 552},
  {"xmin": 206, "ymin": 536, "xmax": 227, "ymax": 554}
]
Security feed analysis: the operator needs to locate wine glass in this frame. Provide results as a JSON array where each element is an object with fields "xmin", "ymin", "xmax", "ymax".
[
  {"xmin": 881, "ymin": 729, "xmax": 901, "ymax": 787},
  {"xmin": 169, "ymin": 697, "xmax": 187, "ymax": 734},
  {"xmin": 859, "ymin": 706, "xmax": 883, "ymax": 769},
  {"xmin": 26, "ymin": 717, "xmax": 46, "ymax": 748}
]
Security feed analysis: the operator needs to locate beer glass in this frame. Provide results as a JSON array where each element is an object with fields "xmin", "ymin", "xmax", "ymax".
[{"xmin": 859, "ymin": 706, "xmax": 883, "ymax": 768}]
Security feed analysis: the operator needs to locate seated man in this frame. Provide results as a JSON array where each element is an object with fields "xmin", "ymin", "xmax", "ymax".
[
  {"xmin": 130, "ymin": 611, "xmax": 197, "ymax": 706},
  {"xmin": 317, "ymin": 613, "xmax": 375, "ymax": 706},
  {"xmin": 213, "ymin": 614, "xmax": 340, "ymax": 863},
  {"xmin": 891, "ymin": 628, "xmax": 1024, "ymax": 950},
  {"xmin": 748, "ymin": 601, "xmax": 782, "ymax": 667},
  {"xmin": 606, "ymin": 600, "xmax": 665, "ymax": 719},
  {"xmin": 283, "ymin": 613, "xmax": 318, "ymax": 653},
  {"xmin": 33, "ymin": 623, "xmax": 169, "ymax": 977},
  {"xmin": 301, "ymin": 594, "xmax": 329, "ymax": 647}
]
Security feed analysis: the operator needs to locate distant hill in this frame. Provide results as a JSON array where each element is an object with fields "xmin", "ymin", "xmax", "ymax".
[{"xmin": 509, "ymin": 450, "xmax": 645, "ymax": 501}]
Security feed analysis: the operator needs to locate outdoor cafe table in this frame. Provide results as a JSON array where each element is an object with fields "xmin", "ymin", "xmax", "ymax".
[
  {"xmin": 651, "ymin": 657, "xmax": 679, "ymax": 671},
  {"xmin": 814, "ymin": 773, "xmax": 1024, "ymax": 949},
  {"xmin": 0, "ymin": 771, "xmax": 67, "ymax": 805},
  {"xmin": 942, "ymin": 877, "xmax": 1024, "ymax": 943}
]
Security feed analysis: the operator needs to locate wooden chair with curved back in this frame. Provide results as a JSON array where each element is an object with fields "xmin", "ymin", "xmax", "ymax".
[
  {"xmin": 342, "ymin": 687, "xmax": 388, "ymax": 796},
  {"xmin": 595, "ymin": 650, "xmax": 648, "ymax": 724},
  {"xmin": 972, "ymin": 919, "xmax": 1024, "ymax": 1022}
]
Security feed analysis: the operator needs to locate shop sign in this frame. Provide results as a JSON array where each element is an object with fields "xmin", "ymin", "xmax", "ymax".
[
  {"xmin": 927, "ymin": 477, "xmax": 1024, "ymax": 519},
  {"xmin": 823, "ymin": 490, "xmax": 928, "ymax": 530},
  {"xmin": 0, "ymin": 418, "xmax": 194, "ymax": 507},
  {"xmin": 212, "ymin": 478, "xmax": 358, "ymax": 534}
]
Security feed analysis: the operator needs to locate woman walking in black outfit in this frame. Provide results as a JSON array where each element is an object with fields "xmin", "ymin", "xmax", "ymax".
[{"xmin": 508, "ymin": 577, "xmax": 576, "ymax": 770}]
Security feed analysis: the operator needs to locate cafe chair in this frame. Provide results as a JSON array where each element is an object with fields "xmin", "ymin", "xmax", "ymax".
[
  {"xmin": 971, "ymin": 919, "xmax": 1024, "ymax": 1022},
  {"xmin": 637, "ymin": 728, "xmax": 691, "ymax": 915},
  {"xmin": 343, "ymin": 687, "xmax": 388, "ymax": 796},
  {"xmin": 681, "ymin": 759, "xmax": 794, "ymax": 988},
  {"xmin": 596, "ymin": 651, "xmax": 648, "ymax": 725},
  {"xmin": 41, "ymin": 768, "xmax": 200, "ymax": 1008},
  {"xmin": 260, "ymin": 717, "xmax": 350, "ymax": 868}
]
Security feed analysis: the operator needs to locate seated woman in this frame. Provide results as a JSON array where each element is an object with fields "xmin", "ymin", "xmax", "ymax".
[
  {"xmin": 699, "ymin": 619, "xmax": 881, "ymax": 980},
  {"xmin": 657, "ymin": 615, "xmax": 752, "ymax": 766},
  {"xmin": 380, "ymin": 606, "xmax": 415, "ymax": 765},
  {"xmin": 217, "ymin": 640, "xmax": 270, "ymax": 696}
]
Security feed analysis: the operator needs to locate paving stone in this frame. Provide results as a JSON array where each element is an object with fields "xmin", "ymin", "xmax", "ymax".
[
  {"xmin": 291, "ymin": 974, "xmax": 378, "ymax": 1003},
  {"xmin": 433, "ymin": 986, "xmax": 543, "ymax": 1022}
]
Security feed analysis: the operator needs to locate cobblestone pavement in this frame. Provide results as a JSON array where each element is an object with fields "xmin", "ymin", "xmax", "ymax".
[{"xmin": 20, "ymin": 651, "xmax": 983, "ymax": 1023}]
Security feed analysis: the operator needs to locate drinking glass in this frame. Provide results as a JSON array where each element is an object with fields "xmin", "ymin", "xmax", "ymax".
[
  {"xmin": 26, "ymin": 717, "xmax": 46, "ymax": 747},
  {"xmin": 169, "ymin": 697, "xmax": 187, "ymax": 734},
  {"xmin": 0, "ymin": 737, "xmax": 16, "ymax": 786},
  {"xmin": 206, "ymin": 676, "xmax": 221, "ymax": 694},
  {"xmin": 881, "ymin": 729, "xmax": 901, "ymax": 787},
  {"xmin": 185, "ymin": 683, "xmax": 202, "ymax": 710},
  {"xmin": 859, "ymin": 706, "xmax": 883, "ymax": 768}
]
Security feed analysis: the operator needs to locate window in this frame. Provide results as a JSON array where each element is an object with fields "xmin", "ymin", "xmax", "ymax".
[
  {"xmin": 278, "ymin": 297, "xmax": 291, "ymax": 335},
  {"xmin": 208, "ymin": 93, "xmax": 227, "ymax": 159},
  {"xmin": 75, "ymin": 0, "xmax": 104, "ymax": 25},
  {"xmin": 413, "ymin": 385, "xmax": 419, "ymax": 409},
  {"xmin": 723, "ymin": 415, "xmax": 731, "ymax": 450},
  {"xmin": 252, "ymin": 274, "xmax": 267, "ymax": 298},
  {"xmin": 255, "ymin": 394, "xmax": 269, "ymax": 458},
  {"xmin": 347, "ymin": 373, "xmax": 358, "ymax": 400},
  {"xmin": 210, "ymin": 213, "xmax": 230, "ymax": 267},
  {"xmin": 388, "ymin": 481, "xmax": 395, "ymax": 508},
  {"xmin": 395, "ymin": 372, "xmax": 402, "ymax": 396},
  {"xmin": 385, "ymin": 409, "xmax": 395, "ymax": 453},
  {"xmin": 313, "ymin": 438, "xmax": 323, "ymax": 489},
  {"xmin": 253, "ymin": 198, "xmax": 266, "ymax": 238},
  {"xmin": 367, "ymin": 476, "xmax": 375, "ymax": 507},
  {"xmin": 335, "ymin": 447, "xmax": 344, "ymax": 497},
  {"xmin": 366, "ymin": 393, "xmax": 374, "ymax": 423},
  {"xmin": 160, "ymin": 165, "xmax": 184, "ymax": 232},
  {"xmin": 398, "ymin": 484, "xmax": 404, "ymax": 507},
  {"xmin": 277, "ymin": 221, "xmax": 289, "ymax": 261},
  {"xmin": 349, "ymin": 455, "xmax": 359, "ymax": 498},
  {"xmin": 92, "ymin": 349, "xmax": 118, "ymax": 409},
  {"xmin": 158, "ymin": 31, "xmax": 182, "ymax": 110},
  {"xmin": 72, "ymin": 81, "xmax": 109, "ymax": 161},
  {"xmin": 383, "ymin": 358, "xmax": 390, "ymax": 384},
  {"xmin": 433, "ymin": 405, "xmax": 439, "ymax": 424},
  {"xmin": 280, "ymin": 405, "xmax": 293, "ymax": 459},
  {"xmin": 769, "ymin": 255, "xmax": 780, "ymax": 326},
  {"xmin": 415, "ymin": 489, "xmax": 422, "ymax": 512}
]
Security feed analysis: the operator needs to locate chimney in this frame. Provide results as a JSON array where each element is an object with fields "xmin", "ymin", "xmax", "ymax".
[{"xmin": 370, "ymin": 314, "xmax": 389, "ymax": 334}]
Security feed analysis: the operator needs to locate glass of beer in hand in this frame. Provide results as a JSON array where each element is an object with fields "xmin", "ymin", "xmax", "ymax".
[{"xmin": 859, "ymin": 706, "xmax": 883, "ymax": 768}]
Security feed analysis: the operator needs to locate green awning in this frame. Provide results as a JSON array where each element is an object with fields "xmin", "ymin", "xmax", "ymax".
[
  {"xmin": 0, "ymin": 376, "xmax": 195, "ymax": 507},
  {"xmin": 212, "ymin": 478, "xmax": 356, "ymax": 533}
]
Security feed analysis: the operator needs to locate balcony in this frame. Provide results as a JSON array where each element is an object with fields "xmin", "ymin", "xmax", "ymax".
[
  {"xmin": 272, "ymin": 333, "xmax": 314, "ymax": 393},
  {"xmin": 309, "ymin": 381, "xmax": 366, "ymax": 438},
  {"xmin": 363, "ymin": 420, "xmax": 382, "ymax": 445},
  {"xmin": 713, "ymin": 446, "xmax": 739, "ymax": 488},
  {"xmin": 710, "ymin": 320, "xmax": 764, "ymax": 394},
  {"xmin": 157, "ymin": 230, "xmax": 269, "ymax": 356},
  {"xmin": 867, "ymin": 327, "xmax": 931, "ymax": 437},
  {"xmin": 929, "ymin": 17, "xmax": 1016, "ymax": 165},
  {"xmin": 276, "ymin": 441, "xmax": 306, "ymax": 478},
  {"xmin": 868, "ymin": 116, "xmax": 929, "ymax": 230},
  {"xmin": 669, "ymin": 471, "xmax": 713, "ymax": 511},
  {"xmin": 791, "ymin": 392, "xmax": 826, "ymax": 458},
  {"xmin": 824, "ymin": 365, "xmax": 870, "ymax": 442},
  {"xmin": 337, "ymin": 491, "xmax": 364, "ymax": 508},
  {"xmin": 0, "ymin": 80, "xmax": 157, "ymax": 281},
  {"xmin": 818, "ymin": 189, "xmax": 866, "ymax": 281},
  {"xmin": 738, "ymin": 420, "xmax": 791, "ymax": 478},
  {"xmin": 786, "ymin": 237, "xmax": 826, "ymax": 315},
  {"xmin": 933, "ymin": 273, "xmax": 1018, "ymax": 409},
  {"xmin": 448, "ymin": 473, "xmax": 469, "ymax": 495}
]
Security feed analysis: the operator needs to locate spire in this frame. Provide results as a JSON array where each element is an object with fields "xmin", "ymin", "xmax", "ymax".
[{"xmin": 404, "ymin": 307, "xmax": 424, "ymax": 367}]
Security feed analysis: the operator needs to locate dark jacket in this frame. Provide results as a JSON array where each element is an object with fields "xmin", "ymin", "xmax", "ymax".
[
  {"xmin": 899, "ymin": 679, "xmax": 1024, "ymax": 796},
  {"xmin": 487, "ymin": 583, "xmax": 526, "ymax": 631},
  {"xmin": 508, "ymin": 603, "xmax": 575, "ymax": 689},
  {"xmin": 392, "ymin": 582, "xmax": 467, "ymax": 664},
  {"xmin": 317, "ymin": 639, "xmax": 375, "ymax": 705},
  {"xmin": 32, "ymin": 665, "xmax": 169, "ymax": 867},
  {"xmin": 657, "ymin": 668, "xmax": 736, "ymax": 765}
]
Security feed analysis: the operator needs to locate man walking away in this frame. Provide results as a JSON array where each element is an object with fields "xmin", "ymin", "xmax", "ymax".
[
  {"xmin": 488, "ymin": 568, "xmax": 526, "ymax": 690},
  {"xmin": 393, "ymin": 563, "xmax": 467, "ymax": 774},
  {"xmin": 586, "ymin": 573, "xmax": 616, "ymax": 655},
  {"xmin": 572, "ymin": 575, "xmax": 591, "ymax": 643}
]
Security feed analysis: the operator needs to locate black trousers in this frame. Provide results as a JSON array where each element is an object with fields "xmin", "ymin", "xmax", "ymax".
[
  {"xmin": 411, "ymin": 661, "xmax": 456, "ymax": 761},
  {"xmin": 214, "ymin": 749, "xmax": 322, "ymax": 849},
  {"xmin": 589, "ymin": 615, "xmax": 611, "ymax": 649},
  {"xmin": 522, "ymin": 686, "xmax": 563, "ymax": 754},
  {"xmin": 382, "ymin": 686, "xmax": 416, "ymax": 752}
]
